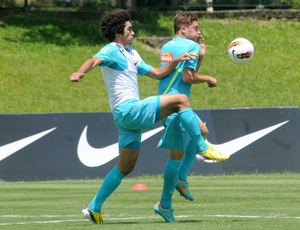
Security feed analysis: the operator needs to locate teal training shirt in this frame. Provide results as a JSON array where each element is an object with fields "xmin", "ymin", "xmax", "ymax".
[{"xmin": 158, "ymin": 37, "xmax": 200, "ymax": 98}]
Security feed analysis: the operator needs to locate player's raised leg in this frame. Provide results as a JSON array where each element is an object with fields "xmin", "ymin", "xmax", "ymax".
[{"xmin": 159, "ymin": 94, "xmax": 229, "ymax": 161}]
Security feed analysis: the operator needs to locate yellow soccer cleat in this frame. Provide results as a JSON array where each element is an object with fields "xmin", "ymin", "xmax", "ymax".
[
  {"xmin": 198, "ymin": 146, "xmax": 230, "ymax": 161},
  {"xmin": 82, "ymin": 208, "xmax": 104, "ymax": 224}
]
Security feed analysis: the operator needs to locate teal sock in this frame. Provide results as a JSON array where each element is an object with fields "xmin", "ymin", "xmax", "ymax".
[
  {"xmin": 88, "ymin": 166, "xmax": 125, "ymax": 212},
  {"xmin": 178, "ymin": 108, "xmax": 208, "ymax": 152},
  {"xmin": 160, "ymin": 158, "xmax": 182, "ymax": 209},
  {"xmin": 179, "ymin": 139, "xmax": 197, "ymax": 181}
]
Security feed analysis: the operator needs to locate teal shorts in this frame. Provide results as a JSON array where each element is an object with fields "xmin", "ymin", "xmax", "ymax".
[
  {"xmin": 157, "ymin": 112, "xmax": 201, "ymax": 150},
  {"xmin": 113, "ymin": 97, "xmax": 160, "ymax": 149}
]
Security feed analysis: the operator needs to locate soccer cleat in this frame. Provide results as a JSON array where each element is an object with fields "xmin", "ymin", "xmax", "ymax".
[
  {"xmin": 175, "ymin": 179, "xmax": 194, "ymax": 201},
  {"xmin": 82, "ymin": 208, "xmax": 104, "ymax": 224},
  {"xmin": 154, "ymin": 202, "xmax": 176, "ymax": 222},
  {"xmin": 198, "ymin": 146, "xmax": 230, "ymax": 161}
]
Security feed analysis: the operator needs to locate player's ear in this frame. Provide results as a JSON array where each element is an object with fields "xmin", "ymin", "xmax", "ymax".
[
  {"xmin": 180, "ymin": 25, "xmax": 187, "ymax": 34},
  {"xmin": 115, "ymin": 33, "xmax": 121, "ymax": 39}
]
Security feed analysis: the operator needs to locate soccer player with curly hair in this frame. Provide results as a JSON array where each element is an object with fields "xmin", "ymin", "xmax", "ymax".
[{"xmin": 70, "ymin": 9, "xmax": 229, "ymax": 224}]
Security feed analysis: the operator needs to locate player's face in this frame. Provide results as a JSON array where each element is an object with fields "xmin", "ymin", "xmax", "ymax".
[
  {"xmin": 120, "ymin": 21, "xmax": 135, "ymax": 46},
  {"xmin": 184, "ymin": 21, "xmax": 200, "ymax": 42}
]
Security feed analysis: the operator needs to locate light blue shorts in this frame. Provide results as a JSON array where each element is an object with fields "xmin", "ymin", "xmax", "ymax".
[
  {"xmin": 113, "ymin": 97, "xmax": 160, "ymax": 149},
  {"xmin": 157, "ymin": 112, "xmax": 201, "ymax": 150}
]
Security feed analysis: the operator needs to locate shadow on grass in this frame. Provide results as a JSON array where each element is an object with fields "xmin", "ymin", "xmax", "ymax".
[
  {"xmin": 1, "ymin": 9, "xmax": 171, "ymax": 46},
  {"xmin": 104, "ymin": 219, "xmax": 204, "ymax": 225}
]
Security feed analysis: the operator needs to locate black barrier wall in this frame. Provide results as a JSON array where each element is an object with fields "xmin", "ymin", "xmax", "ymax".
[{"xmin": 0, "ymin": 107, "xmax": 299, "ymax": 181}]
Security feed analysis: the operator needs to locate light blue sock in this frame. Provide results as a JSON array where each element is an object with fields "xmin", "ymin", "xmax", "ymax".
[
  {"xmin": 178, "ymin": 108, "xmax": 208, "ymax": 152},
  {"xmin": 160, "ymin": 158, "xmax": 182, "ymax": 209},
  {"xmin": 88, "ymin": 166, "xmax": 125, "ymax": 212},
  {"xmin": 179, "ymin": 139, "xmax": 197, "ymax": 181}
]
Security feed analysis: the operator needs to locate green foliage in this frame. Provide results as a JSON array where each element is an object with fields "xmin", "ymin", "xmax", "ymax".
[
  {"xmin": 1, "ymin": 0, "xmax": 299, "ymax": 9},
  {"xmin": 279, "ymin": 0, "xmax": 300, "ymax": 4},
  {"xmin": 0, "ymin": 12, "xmax": 299, "ymax": 113}
]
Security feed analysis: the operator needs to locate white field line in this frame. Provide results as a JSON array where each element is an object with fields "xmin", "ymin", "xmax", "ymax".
[
  {"xmin": 206, "ymin": 214, "xmax": 300, "ymax": 219},
  {"xmin": 0, "ymin": 219, "xmax": 85, "ymax": 226},
  {"xmin": 0, "ymin": 214, "xmax": 300, "ymax": 226}
]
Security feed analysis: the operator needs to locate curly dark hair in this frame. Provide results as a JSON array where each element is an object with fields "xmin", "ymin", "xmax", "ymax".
[{"xmin": 100, "ymin": 9, "xmax": 131, "ymax": 42}]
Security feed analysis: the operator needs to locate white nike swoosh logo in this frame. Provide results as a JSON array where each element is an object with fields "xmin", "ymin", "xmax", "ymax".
[
  {"xmin": 197, "ymin": 120, "xmax": 289, "ymax": 163},
  {"xmin": 77, "ymin": 126, "xmax": 164, "ymax": 167},
  {"xmin": 78, "ymin": 120, "xmax": 289, "ymax": 167},
  {"xmin": 0, "ymin": 128, "xmax": 57, "ymax": 162}
]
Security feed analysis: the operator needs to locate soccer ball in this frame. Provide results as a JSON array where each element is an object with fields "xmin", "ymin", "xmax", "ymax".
[{"xmin": 228, "ymin": 38, "xmax": 254, "ymax": 64}]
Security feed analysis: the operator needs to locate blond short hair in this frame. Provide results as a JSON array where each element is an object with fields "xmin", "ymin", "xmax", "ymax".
[{"xmin": 173, "ymin": 13, "xmax": 198, "ymax": 34}]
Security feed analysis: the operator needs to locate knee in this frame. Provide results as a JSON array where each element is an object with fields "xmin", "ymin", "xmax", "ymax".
[
  {"xmin": 178, "ymin": 94, "xmax": 190, "ymax": 108},
  {"xmin": 118, "ymin": 160, "xmax": 136, "ymax": 175},
  {"xmin": 118, "ymin": 148, "xmax": 139, "ymax": 175},
  {"xmin": 118, "ymin": 165, "xmax": 134, "ymax": 176}
]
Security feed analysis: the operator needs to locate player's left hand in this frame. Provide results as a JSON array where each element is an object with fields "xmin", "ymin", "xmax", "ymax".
[{"xmin": 207, "ymin": 77, "xmax": 217, "ymax": 88}]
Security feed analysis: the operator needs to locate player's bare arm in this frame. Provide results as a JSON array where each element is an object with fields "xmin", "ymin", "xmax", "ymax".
[
  {"xmin": 70, "ymin": 57, "xmax": 103, "ymax": 82},
  {"xmin": 182, "ymin": 68, "xmax": 217, "ymax": 87},
  {"xmin": 146, "ymin": 52, "xmax": 197, "ymax": 80}
]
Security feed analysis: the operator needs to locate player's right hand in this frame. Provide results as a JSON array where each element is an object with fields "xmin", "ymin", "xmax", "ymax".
[{"xmin": 70, "ymin": 72, "xmax": 85, "ymax": 82}]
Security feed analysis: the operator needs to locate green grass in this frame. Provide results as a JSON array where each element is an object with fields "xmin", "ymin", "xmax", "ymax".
[
  {"xmin": 1, "ymin": 12, "xmax": 299, "ymax": 229},
  {"xmin": 0, "ymin": 12, "xmax": 299, "ymax": 113},
  {"xmin": 0, "ymin": 173, "xmax": 300, "ymax": 229}
]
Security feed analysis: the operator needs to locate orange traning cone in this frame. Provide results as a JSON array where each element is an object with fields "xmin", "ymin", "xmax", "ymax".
[{"xmin": 131, "ymin": 183, "xmax": 149, "ymax": 191}]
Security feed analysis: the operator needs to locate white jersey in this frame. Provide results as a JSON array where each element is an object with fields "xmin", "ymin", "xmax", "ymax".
[{"xmin": 94, "ymin": 43, "xmax": 152, "ymax": 110}]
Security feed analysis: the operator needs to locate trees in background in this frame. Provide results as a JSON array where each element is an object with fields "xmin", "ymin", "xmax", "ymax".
[{"xmin": 0, "ymin": 0, "xmax": 298, "ymax": 10}]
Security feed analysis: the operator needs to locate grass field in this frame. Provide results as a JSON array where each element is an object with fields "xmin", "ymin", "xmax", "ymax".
[
  {"xmin": 0, "ymin": 11, "xmax": 299, "ymax": 230},
  {"xmin": 0, "ymin": 12, "xmax": 299, "ymax": 113},
  {"xmin": 1, "ymin": 174, "xmax": 300, "ymax": 229}
]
